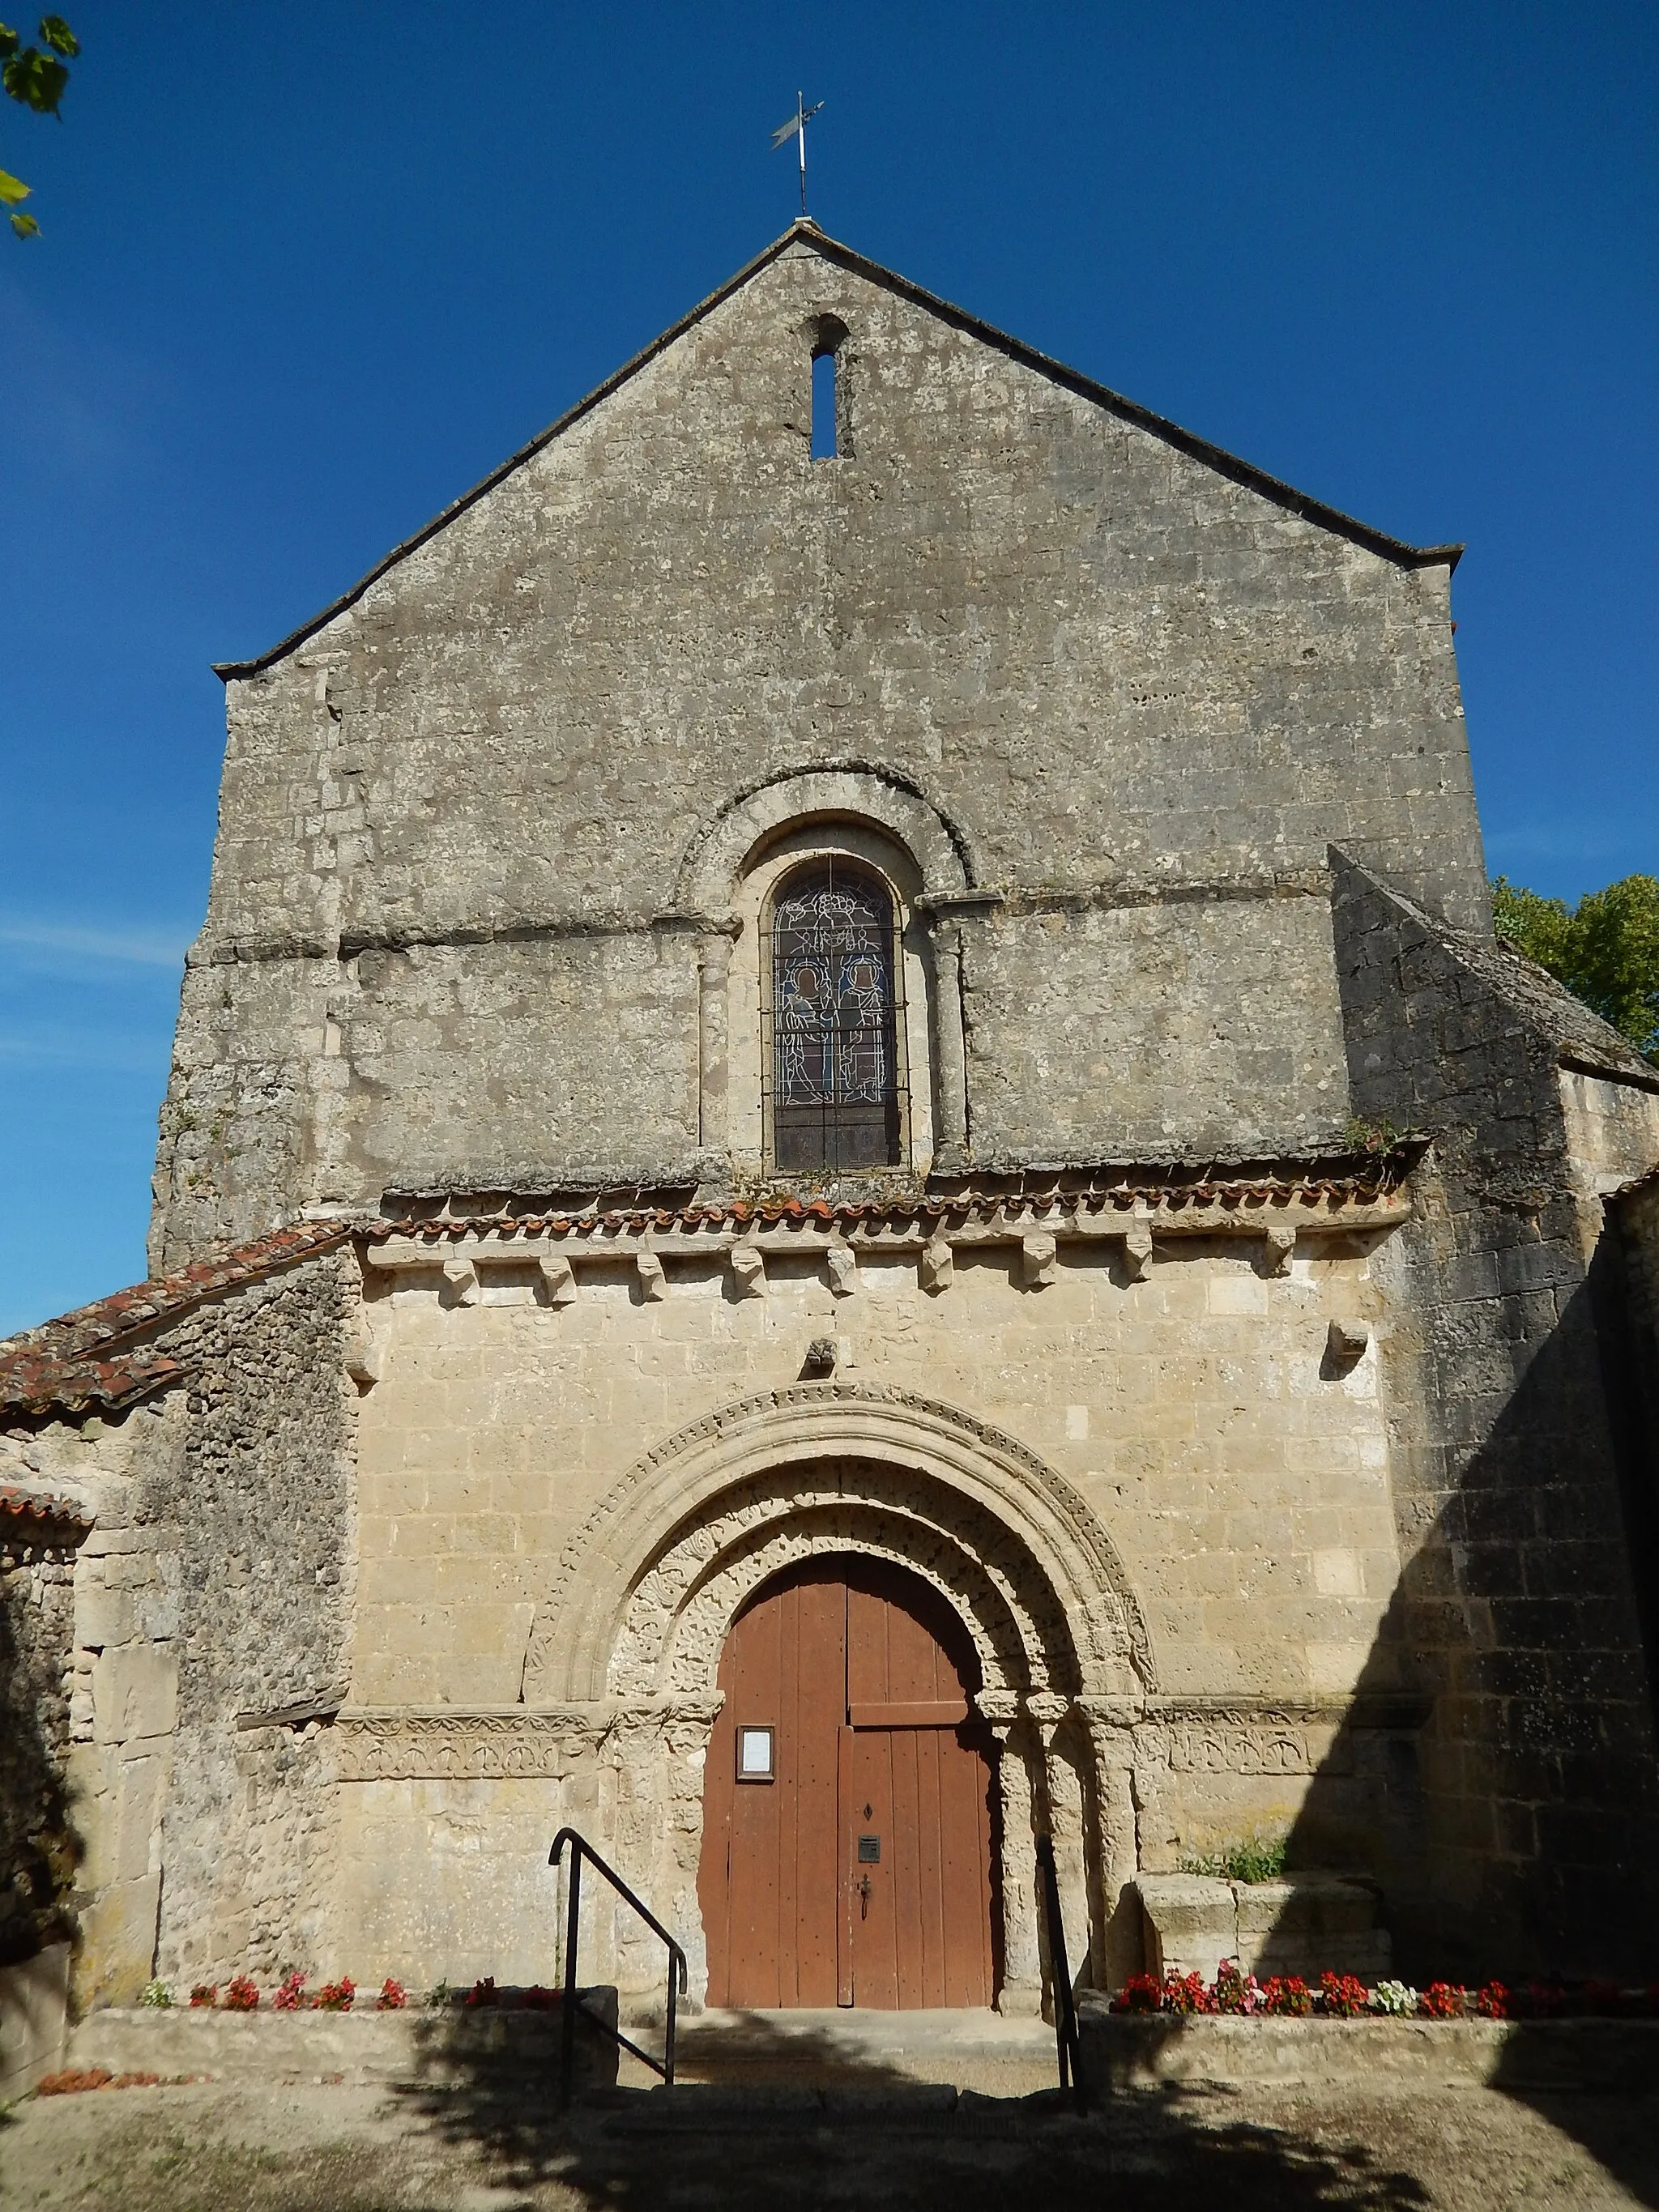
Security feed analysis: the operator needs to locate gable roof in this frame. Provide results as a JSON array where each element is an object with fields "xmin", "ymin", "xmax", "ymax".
[{"xmin": 215, "ymin": 221, "xmax": 1464, "ymax": 682}]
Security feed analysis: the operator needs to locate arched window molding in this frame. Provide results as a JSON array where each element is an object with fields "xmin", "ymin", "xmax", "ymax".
[
  {"xmin": 765, "ymin": 857, "xmax": 904, "ymax": 1173},
  {"xmin": 721, "ymin": 824, "xmax": 935, "ymax": 1178}
]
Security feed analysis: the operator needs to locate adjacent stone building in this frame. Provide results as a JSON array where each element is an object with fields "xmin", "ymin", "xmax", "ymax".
[{"xmin": 4, "ymin": 222, "xmax": 1658, "ymax": 2017}]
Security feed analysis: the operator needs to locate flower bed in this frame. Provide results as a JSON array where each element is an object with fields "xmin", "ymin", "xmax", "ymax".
[
  {"xmin": 150, "ymin": 1974, "xmax": 410, "ymax": 2014},
  {"xmin": 62, "ymin": 1985, "xmax": 622, "ymax": 2095},
  {"xmin": 1108, "ymin": 1963, "xmax": 1659, "ymax": 2021}
]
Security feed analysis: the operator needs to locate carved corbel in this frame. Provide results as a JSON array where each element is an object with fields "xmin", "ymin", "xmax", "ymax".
[
  {"xmin": 825, "ymin": 1241, "xmax": 859, "ymax": 1298},
  {"xmin": 731, "ymin": 1239, "xmax": 767, "ymax": 1299},
  {"xmin": 441, "ymin": 1256, "xmax": 479, "ymax": 1307},
  {"xmin": 919, "ymin": 1231, "xmax": 953, "ymax": 1294},
  {"xmin": 1263, "ymin": 1224, "xmax": 1296, "ymax": 1276},
  {"xmin": 1326, "ymin": 1317, "xmax": 1371, "ymax": 1369},
  {"xmin": 345, "ymin": 1305, "xmax": 386, "ymax": 1386},
  {"xmin": 538, "ymin": 1253, "xmax": 577, "ymax": 1306},
  {"xmin": 636, "ymin": 1248, "xmax": 668, "ymax": 1302},
  {"xmin": 1121, "ymin": 1223, "xmax": 1154, "ymax": 1281},
  {"xmin": 1021, "ymin": 1231, "xmax": 1057, "ymax": 1288}
]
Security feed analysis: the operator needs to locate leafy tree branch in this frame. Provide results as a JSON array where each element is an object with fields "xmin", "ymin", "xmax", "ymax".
[
  {"xmin": 1493, "ymin": 872, "xmax": 1659, "ymax": 1065},
  {"xmin": 1, "ymin": 14, "xmax": 79, "ymax": 239}
]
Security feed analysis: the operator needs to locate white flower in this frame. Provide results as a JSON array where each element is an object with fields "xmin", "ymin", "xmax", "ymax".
[{"xmin": 1370, "ymin": 1979, "xmax": 1419, "ymax": 2016}]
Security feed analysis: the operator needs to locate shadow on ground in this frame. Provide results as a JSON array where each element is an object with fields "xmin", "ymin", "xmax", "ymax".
[
  {"xmin": 1490, "ymin": 2027, "xmax": 1659, "ymax": 2212},
  {"xmin": 395, "ymin": 2005, "xmax": 1435, "ymax": 2211}
]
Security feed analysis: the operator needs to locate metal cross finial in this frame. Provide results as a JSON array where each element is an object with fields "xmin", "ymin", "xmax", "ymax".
[{"xmin": 771, "ymin": 92, "xmax": 825, "ymax": 219}]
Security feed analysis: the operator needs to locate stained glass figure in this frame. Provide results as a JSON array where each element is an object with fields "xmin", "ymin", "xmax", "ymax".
[{"xmin": 769, "ymin": 861, "xmax": 902, "ymax": 1171}]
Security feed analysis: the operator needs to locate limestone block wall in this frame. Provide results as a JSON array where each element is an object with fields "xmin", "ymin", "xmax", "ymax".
[
  {"xmin": 324, "ymin": 1223, "xmax": 1409, "ymax": 1995},
  {"xmin": 352, "ymin": 1240, "xmax": 1395, "ymax": 1712},
  {"xmin": 1, "ymin": 1249, "xmax": 358, "ymax": 2000},
  {"xmin": 962, "ymin": 886, "xmax": 1350, "ymax": 1163},
  {"xmin": 152, "ymin": 229, "xmax": 1483, "ymax": 1259},
  {"xmin": 1332, "ymin": 853, "xmax": 1659, "ymax": 1978},
  {"xmin": 0, "ymin": 1417, "xmax": 179, "ymax": 2008},
  {"xmin": 141, "ymin": 1255, "xmax": 356, "ymax": 1987},
  {"xmin": 0, "ymin": 1498, "xmax": 84, "ymax": 1967}
]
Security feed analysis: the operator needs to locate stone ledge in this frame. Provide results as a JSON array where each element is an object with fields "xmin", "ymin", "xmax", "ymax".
[
  {"xmin": 1077, "ymin": 2005, "xmax": 1659, "ymax": 2093},
  {"xmin": 66, "ymin": 1990, "xmax": 620, "ymax": 2090}
]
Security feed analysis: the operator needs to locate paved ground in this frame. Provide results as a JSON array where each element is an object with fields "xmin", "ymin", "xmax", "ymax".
[{"xmin": 5, "ymin": 2072, "xmax": 1659, "ymax": 2211}]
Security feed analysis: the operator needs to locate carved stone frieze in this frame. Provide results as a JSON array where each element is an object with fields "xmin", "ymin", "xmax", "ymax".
[{"xmin": 335, "ymin": 1700, "xmax": 722, "ymax": 1782}]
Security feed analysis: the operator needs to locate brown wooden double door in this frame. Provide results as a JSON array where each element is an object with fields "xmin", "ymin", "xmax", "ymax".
[{"xmin": 699, "ymin": 1556, "xmax": 997, "ymax": 2010}]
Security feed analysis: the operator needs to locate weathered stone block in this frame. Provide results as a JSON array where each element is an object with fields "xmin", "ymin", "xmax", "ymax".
[
  {"xmin": 91, "ymin": 1644, "xmax": 178, "ymax": 1745},
  {"xmin": 1132, "ymin": 1875, "xmax": 1235, "ymax": 1983},
  {"xmin": 0, "ymin": 1941, "xmax": 70, "ymax": 2100}
]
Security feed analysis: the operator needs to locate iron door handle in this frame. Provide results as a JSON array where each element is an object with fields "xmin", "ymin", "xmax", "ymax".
[{"xmin": 857, "ymin": 1873, "xmax": 872, "ymax": 1918}]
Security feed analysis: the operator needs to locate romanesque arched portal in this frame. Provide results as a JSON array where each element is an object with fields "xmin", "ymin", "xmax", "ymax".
[{"xmin": 522, "ymin": 1384, "xmax": 1155, "ymax": 2010}]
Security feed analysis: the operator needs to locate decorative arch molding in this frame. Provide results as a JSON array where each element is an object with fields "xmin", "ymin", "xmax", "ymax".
[
  {"xmin": 610, "ymin": 1479, "xmax": 1046, "ymax": 1700},
  {"xmin": 673, "ymin": 762, "xmax": 978, "ymax": 917},
  {"xmin": 522, "ymin": 1382, "xmax": 1156, "ymax": 1704}
]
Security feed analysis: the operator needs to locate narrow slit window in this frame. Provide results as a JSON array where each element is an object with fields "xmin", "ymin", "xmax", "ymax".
[{"xmin": 811, "ymin": 347, "xmax": 838, "ymax": 460}]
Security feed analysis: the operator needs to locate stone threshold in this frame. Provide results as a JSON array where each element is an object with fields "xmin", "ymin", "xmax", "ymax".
[{"xmin": 1077, "ymin": 2004, "xmax": 1659, "ymax": 2093}]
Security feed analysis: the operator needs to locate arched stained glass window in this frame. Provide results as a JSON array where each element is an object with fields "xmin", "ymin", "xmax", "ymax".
[{"xmin": 766, "ymin": 860, "xmax": 903, "ymax": 1172}]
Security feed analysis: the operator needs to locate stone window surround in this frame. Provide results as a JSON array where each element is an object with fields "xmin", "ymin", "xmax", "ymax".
[
  {"xmin": 744, "ymin": 829, "xmax": 924, "ymax": 1177},
  {"xmin": 672, "ymin": 765, "xmax": 989, "ymax": 1174}
]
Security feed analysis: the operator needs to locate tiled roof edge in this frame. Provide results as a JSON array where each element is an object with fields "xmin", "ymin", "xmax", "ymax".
[
  {"xmin": 0, "ymin": 1219, "xmax": 353, "ymax": 1421},
  {"xmin": 365, "ymin": 1152, "xmax": 1421, "ymax": 1240},
  {"xmin": 0, "ymin": 1481, "xmax": 95, "ymax": 1529}
]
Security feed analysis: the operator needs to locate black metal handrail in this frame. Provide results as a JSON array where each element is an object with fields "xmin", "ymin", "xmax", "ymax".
[
  {"xmin": 1034, "ymin": 1834, "xmax": 1086, "ymax": 2112},
  {"xmin": 548, "ymin": 1826, "xmax": 688, "ymax": 2105}
]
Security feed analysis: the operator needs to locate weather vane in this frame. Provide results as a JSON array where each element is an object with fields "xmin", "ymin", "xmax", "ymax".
[{"xmin": 771, "ymin": 92, "xmax": 825, "ymax": 219}]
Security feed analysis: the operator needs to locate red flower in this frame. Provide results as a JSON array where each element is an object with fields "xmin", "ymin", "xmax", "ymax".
[
  {"xmin": 375, "ymin": 1978, "xmax": 407, "ymax": 2011},
  {"xmin": 1109, "ymin": 1972, "xmax": 1163, "ymax": 2014},
  {"xmin": 221, "ymin": 1975, "xmax": 259, "ymax": 2012},
  {"xmin": 1261, "ymin": 1976, "xmax": 1312, "ymax": 2017},
  {"xmin": 1319, "ymin": 1972, "xmax": 1369, "ymax": 2018},
  {"xmin": 1418, "ymin": 1982, "xmax": 1465, "ymax": 2019},
  {"xmin": 188, "ymin": 1984, "xmax": 218, "ymax": 2009},
  {"xmin": 1475, "ymin": 1981, "xmax": 1510, "ymax": 2019}
]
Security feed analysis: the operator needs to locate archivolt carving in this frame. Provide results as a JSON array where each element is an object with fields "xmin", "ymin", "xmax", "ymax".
[
  {"xmin": 523, "ymin": 1382, "xmax": 1156, "ymax": 1703},
  {"xmin": 608, "ymin": 1476, "xmax": 1056, "ymax": 1698},
  {"xmin": 674, "ymin": 762, "xmax": 976, "ymax": 915}
]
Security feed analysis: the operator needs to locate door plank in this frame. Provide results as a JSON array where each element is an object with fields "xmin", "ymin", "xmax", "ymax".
[
  {"xmin": 847, "ymin": 1699, "xmax": 969, "ymax": 1728},
  {"xmin": 794, "ymin": 1573, "xmax": 846, "ymax": 2005},
  {"xmin": 836, "ymin": 1723, "xmax": 855, "ymax": 2005}
]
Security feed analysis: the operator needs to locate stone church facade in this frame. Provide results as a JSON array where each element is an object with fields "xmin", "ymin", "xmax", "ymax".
[{"xmin": 5, "ymin": 223, "xmax": 1659, "ymax": 2016}]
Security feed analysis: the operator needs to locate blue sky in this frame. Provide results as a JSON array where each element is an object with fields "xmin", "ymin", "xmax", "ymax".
[{"xmin": 2, "ymin": 1, "xmax": 1654, "ymax": 1332}]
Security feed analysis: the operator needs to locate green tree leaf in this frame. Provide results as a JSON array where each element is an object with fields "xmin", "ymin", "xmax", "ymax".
[
  {"xmin": 2, "ymin": 44, "xmax": 69, "ymax": 112},
  {"xmin": 1491, "ymin": 876, "xmax": 1573, "ymax": 970},
  {"xmin": 0, "ymin": 28, "xmax": 18, "ymax": 62},
  {"xmin": 9, "ymin": 205, "xmax": 38, "ymax": 235},
  {"xmin": 0, "ymin": 163, "xmax": 29, "ymax": 202},
  {"xmin": 37, "ymin": 15, "xmax": 79, "ymax": 57}
]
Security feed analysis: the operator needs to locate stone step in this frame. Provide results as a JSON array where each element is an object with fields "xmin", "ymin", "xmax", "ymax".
[{"xmin": 620, "ymin": 2005, "xmax": 1067, "ymax": 2099}]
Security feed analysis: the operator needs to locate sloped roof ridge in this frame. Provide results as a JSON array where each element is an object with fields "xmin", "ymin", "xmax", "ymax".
[
  {"xmin": 1333, "ymin": 848, "xmax": 1659, "ymax": 1091},
  {"xmin": 215, "ymin": 220, "xmax": 1462, "ymax": 682},
  {"xmin": 0, "ymin": 1217, "xmax": 352, "ymax": 1421}
]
